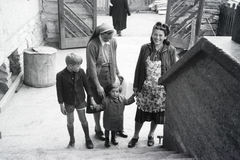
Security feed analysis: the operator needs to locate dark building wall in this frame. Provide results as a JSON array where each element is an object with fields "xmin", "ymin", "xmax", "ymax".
[{"xmin": 160, "ymin": 37, "xmax": 240, "ymax": 160}]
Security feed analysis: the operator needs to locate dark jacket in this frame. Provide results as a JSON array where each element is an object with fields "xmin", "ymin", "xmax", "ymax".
[
  {"xmin": 56, "ymin": 67, "xmax": 92, "ymax": 105},
  {"xmin": 109, "ymin": 0, "xmax": 131, "ymax": 30},
  {"xmin": 133, "ymin": 43, "xmax": 176, "ymax": 92},
  {"xmin": 99, "ymin": 94, "xmax": 135, "ymax": 131}
]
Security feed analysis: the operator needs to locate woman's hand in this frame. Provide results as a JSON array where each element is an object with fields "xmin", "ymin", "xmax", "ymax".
[
  {"xmin": 133, "ymin": 88, "xmax": 138, "ymax": 94},
  {"xmin": 97, "ymin": 85, "xmax": 105, "ymax": 98},
  {"xmin": 117, "ymin": 74, "xmax": 124, "ymax": 84}
]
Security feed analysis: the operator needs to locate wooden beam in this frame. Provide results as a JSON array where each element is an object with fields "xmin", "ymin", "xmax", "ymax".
[
  {"xmin": 195, "ymin": 0, "xmax": 205, "ymax": 44},
  {"xmin": 165, "ymin": 0, "xmax": 172, "ymax": 24},
  {"xmin": 0, "ymin": 72, "xmax": 23, "ymax": 113},
  {"xmin": 188, "ymin": 19, "xmax": 197, "ymax": 49}
]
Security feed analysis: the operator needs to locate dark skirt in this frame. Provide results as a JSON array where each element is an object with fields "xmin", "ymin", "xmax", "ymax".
[
  {"xmin": 86, "ymin": 66, "xmax": 111, "ymax": 113},
  {"xmin": 135, "ymin": 108, "xmax": 165, "ymax": 124}
]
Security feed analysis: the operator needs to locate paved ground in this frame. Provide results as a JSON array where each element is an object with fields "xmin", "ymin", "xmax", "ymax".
[{"xmin": 0, "ymin": 13, "xmax": 166, "ymax": 159}]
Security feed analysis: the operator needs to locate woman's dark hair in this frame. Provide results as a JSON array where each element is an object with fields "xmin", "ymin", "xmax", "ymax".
[{"xmin": 150, "ymin": 22, "xmax": 170, "ymax": 46}]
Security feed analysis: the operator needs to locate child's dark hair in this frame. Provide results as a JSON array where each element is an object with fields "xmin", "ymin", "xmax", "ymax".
[
  {"xmin": 107, "ymin": 83, "xmax": 122, "ymax": 94},
  {"xmin": 65, "ymin": 53, "xmax": 83, "ymax": 66}
]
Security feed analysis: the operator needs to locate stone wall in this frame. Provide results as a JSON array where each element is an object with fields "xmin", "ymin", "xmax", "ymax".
[
  {"xmin": 0, "ymin": 0, "xmax": 44, "ymax": 101},
  {"xmin": 41, "ymin": 0, "xmax": 59, "ymax": 44}
]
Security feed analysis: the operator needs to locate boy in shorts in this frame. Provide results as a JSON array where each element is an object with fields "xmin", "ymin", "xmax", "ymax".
[{"xmin": 56, "ymin": 53, "xmax": 96, "ymax": 149}]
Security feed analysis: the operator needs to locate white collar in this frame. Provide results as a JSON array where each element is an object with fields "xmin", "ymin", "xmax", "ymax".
[{"xmin": 99, "ymin": 35, "xmax": 110, "ymax": 46}]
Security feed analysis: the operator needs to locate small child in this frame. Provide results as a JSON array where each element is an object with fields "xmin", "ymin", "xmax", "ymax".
[
  {"xmin": 95, "ymin": 83, "xmax": 135, "ymax": 147},
  {"xmin": 56, "ymin": 53, "xmax": 96, "ymax": 149}
]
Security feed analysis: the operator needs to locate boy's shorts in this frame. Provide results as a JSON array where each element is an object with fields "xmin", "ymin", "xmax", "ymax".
[{"xmin": 64, "ymin": 101, "xmax": 87, "ymax": 113}]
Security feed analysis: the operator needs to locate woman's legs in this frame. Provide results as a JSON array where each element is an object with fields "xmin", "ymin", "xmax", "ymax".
[
  {"xmin": 94, "ymin": 112, "xmax": 101, "ymax": 131},
  {"xmin": 133, "ymin": 122, "xmax": 143, "ymax": 138},
  {"xmin": 147, "ymin": 121, "xmax": 158, "ymax": 147},
  {"xmin": 148, "ymin": 121, "xmax": 158, "ymax": 137},
  {"xmin": 94, "ymin": 112, "xmax": 105, "ymax": 140}
]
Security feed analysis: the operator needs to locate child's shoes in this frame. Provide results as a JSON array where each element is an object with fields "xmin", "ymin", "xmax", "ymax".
[
  {"xmin": 111, "ymin": 137, "xmax": 118, "ymax": 145},
  {"xmin": 105, "ymin": 138, "xmax": 110, "ymax": 147}
]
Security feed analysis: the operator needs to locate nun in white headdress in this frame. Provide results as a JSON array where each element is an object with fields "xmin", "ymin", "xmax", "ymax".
[{"xmin": 86, "ymin": 23, "xmax": 125, "ymax": 140}]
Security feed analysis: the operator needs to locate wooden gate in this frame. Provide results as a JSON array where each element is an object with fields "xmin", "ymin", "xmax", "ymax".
[
  {"xmin": 165, "ymin": 0, "xmax": 204, "ymax": 50},
  {"xmin": 58, "ymin": 0, "xmax": 97, "ymax": 49}
]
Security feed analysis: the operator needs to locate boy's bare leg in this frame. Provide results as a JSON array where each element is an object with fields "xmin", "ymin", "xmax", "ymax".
[
  {"xmin": 77, "ymin": 109, "xmax": 93, "ymax": 149},
  {"xmin": 67, "ymin": 112, "xmax": 75, "ymax": 148}
]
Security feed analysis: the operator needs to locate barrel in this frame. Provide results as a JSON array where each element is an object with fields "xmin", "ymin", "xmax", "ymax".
[{"xmin": 24, "ymin": 46, "xmax": 57, "ymax": 88}]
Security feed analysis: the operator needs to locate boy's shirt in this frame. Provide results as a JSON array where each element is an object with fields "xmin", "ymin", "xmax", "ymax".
[{"xmin": 56, "ymin": 67, "xmax": 92, "ymax": 105}]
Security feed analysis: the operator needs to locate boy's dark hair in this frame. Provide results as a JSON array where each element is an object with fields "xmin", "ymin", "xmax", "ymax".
[
  {"xmin": 65, "ymin": 53, "xmax": 83, "ymax": 66},
  {"xmin": 107, "ymin": 83, "xmax": 122, "ymax": 94}
]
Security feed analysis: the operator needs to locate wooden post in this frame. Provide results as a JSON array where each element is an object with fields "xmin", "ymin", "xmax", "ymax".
[
  {"xmin": 195, "ymin": 0, "xmax": 205, "ymax": 44},
  {"xmin": 165, "ymin": 0, "xmax": 172, "ymax": 24}
]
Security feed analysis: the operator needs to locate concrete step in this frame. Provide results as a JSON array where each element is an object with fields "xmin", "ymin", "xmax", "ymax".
[
  {"xmin": 0, "ymin": 146, "xmax": 194, "ymax": 160},
  {"xmin": 0, "ymin": 146, "xmax": 193, "ymax": 160}
]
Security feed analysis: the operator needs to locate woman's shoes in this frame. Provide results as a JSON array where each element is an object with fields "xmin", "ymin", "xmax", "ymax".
[
  {"xmin": 95, "ymin": 130, "xmax": 105, "ymax": 141},
  {"xmin": 117, "ymin": 30, "xmax": 122, "ymax": 36},
  {"xmin": 116, "ymin": 131, "xmax": 128, "ymax": 138},
  {"xmin": 147, "ymin": 136, "xmax": 154, "ymax": 147},
  {"xmin": 127, "ymin": 137, "xmax": 139, "ymax": 148}
]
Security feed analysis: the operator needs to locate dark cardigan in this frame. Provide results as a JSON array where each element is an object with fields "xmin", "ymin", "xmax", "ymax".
[{"xmin": 133, "ymin": 43, "xmax": 176, "ymax": 92}]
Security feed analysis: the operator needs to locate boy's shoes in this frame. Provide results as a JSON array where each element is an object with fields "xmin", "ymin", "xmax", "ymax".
[
  {"xmin": 128, "ymin": 137, "xmax": 139, "ymax": 148},
  {"xmin": 147, "ymin": 136, "xmax": 154, "ymax": 147},
  {"xmin": 111, "ymin": 137, "xmax": 118, "ymax": 145},
  {"xmin": 95, "ymin": 130, "xmax": 105, "ymax": 141},
  {"xmin": 67, "ymin": 140, "xmax": 75, "ymax": 148},
  {"xmin": 105, "ymin": 138, "xmax": 110, "ymax": 147},
  {"xmin": 86, "ymin": 139, "xmax": 94, "ymax": 149},
  {"xmin": 116, "ymin": 131, "xmax": 128, "ymax": 138}
]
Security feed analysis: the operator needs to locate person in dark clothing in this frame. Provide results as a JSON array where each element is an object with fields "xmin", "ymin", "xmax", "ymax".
[
  {"xmin": 94, "ymin": 83, "xmax": 135, "ymax": 147},
  {"xmin": 56, "ymin": 53, "xmax": 97, "ymax": 149},
  {"xmin": 109, "ymin": 0, "xmax": 131, "ymax": 36}
]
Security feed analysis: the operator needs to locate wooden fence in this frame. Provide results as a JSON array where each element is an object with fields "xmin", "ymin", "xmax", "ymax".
[
  {"xmin": 97, "ymin": 0, "xmax": 109, "ymax": 11},
  {"xmin": 217, "ymin": 3, "xmax": 237, "ymax": 36}
]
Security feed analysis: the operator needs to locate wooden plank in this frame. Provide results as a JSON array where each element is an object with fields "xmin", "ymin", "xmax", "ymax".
[
  {"xmin": 0, "ymin": 72, "xmax": 23, "ymax": 113},
  {"xmin": 195, "ymin": 0, "xmax": 205, "ymax": 43},
  {"xmin": 188, "ymin": 19, "xmax": 196, "ymax": 49},
  {"xmin": 58, "ymin": 0, "xmax": 66, "ymax": 49},
  {"xmin": 165, "ymin": 0, "xmax": 172, "ymax": 24},
  {"xmin": 168, "ymin": 36, "xmax": 189, "ymax": 49}
]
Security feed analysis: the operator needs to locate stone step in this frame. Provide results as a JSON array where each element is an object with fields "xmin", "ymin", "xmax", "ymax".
[{"xmin": 27, "ymin": 146, "xmax": 193, "ymax": 160}]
